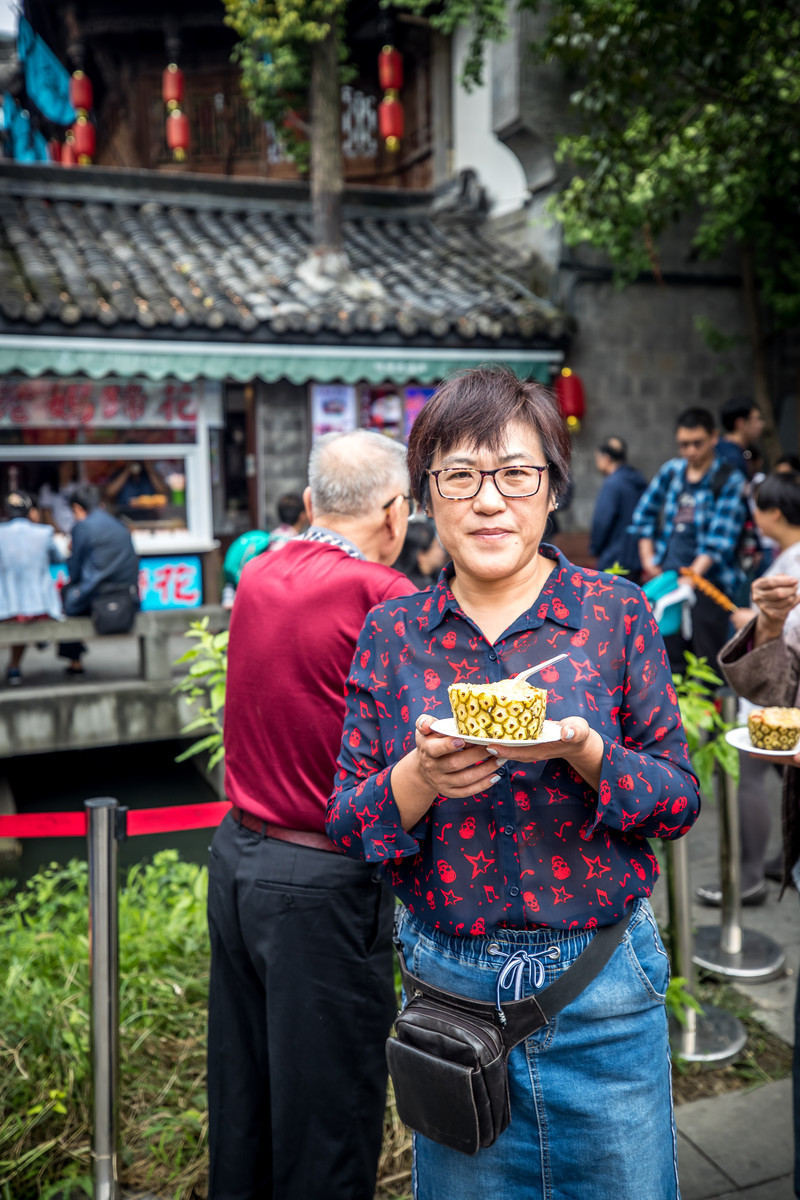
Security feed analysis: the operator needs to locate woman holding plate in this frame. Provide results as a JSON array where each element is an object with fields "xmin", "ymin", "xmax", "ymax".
[{"xmin": 326, "ymin": 364, "xmax": 700, "ymax": 1200}]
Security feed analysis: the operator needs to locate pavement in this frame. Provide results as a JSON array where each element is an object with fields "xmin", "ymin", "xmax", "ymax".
[{"xmin": 660, "ymin": 764, "xmax": 799, "ymax": 1199}]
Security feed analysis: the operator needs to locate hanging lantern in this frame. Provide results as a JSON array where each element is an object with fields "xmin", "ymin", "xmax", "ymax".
[
  {"xmin": 378, "ymin": 45, "xmax": 403, "ymax": 92},
  {"xmin": 166, "ymin": 109, "xmax": 190, "ymax": 160},
  {"xmin": 378, "ymin": 92, "xmax": 404, "ymax": 154},
  {"xmin": 555, "ymin": 368, "xmax": 586, "ymax": 432},
  {"xmin": 61, "ymin": 134, "xmax": 77, "ymax": 168},
  {"xmin": 72, "ymin": 115, "xmax": 96, "ymax": 165},
  {"xmin": 69, "ymin": 70, "xmax": 93, "ymax": 115},
  {"xmin": 162, "ymin": 63, "xmax": 185, "ymax": 111}
]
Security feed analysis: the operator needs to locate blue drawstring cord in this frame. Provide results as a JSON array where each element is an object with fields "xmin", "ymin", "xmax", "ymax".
[{"xmin": 493, "ymin": 945, "xmax": 561, "ymax": 1019}]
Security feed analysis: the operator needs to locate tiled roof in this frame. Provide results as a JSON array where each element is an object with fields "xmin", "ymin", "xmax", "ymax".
[{"xmin": 0, "ymin": 165, "xmax": 572, "ymax": 346}]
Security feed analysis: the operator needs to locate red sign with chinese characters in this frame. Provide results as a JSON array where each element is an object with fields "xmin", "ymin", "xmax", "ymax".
[{"xmin": 0, "ymin": 378, "xmax": 200, "ymax": 428}]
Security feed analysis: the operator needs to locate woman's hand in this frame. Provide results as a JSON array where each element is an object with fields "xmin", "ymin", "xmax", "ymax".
[
  {"xmin": 731, "ymin": 606, "xmax": 757, "ymax": 631},
  {"xmin": 485, "ymin": 718, "xmax": 604, "ymax": 791},
  {"xmin": 752, "ymin": 574, "xmax": 800, "ymax": 646},
  {"xmin": 413, "ymin": 715, "xmax": 504, "ymax": 798}
]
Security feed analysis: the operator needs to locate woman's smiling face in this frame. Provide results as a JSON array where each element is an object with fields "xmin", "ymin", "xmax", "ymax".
[{"xmin": 429, "ymin": 420, "xmax": 555, "ymax": 588}]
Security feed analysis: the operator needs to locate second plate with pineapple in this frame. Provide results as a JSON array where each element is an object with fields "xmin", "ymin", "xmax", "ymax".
[{"xmin": 429, "ymin": 717, "xmax": 564, "ymax": 748}]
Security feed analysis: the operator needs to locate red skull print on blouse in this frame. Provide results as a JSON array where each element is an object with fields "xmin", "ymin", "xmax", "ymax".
[{"xmin": 326, "ymin": 545, "xmax": 700, "ymax": 935}]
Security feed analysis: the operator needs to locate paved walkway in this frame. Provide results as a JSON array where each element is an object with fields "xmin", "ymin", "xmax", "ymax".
[{"xmin": 670, "ymin": 764, "xmax": 797, "ymax": 1198}]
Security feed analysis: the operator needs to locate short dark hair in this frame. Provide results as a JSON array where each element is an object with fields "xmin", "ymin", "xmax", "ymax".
[
  {"xmin": 598, "ymin": 436, "xmax": 626, "ymax": 463},
  {"xmin": 4, "ymin": 491, "xmax": 33, "ymax": 519},
  {"xmin": 406, "ymin": 364, "xmax": 571, "ymax": 508},
  {"xmin": 720, "ymin": 396, "xmax": 758, "ymax": 433},
  {"xmin": 277, "ymin": 492, "xmax": 304, "ymax": 526},
  {"xmin": 675, "ymin": 407, "xmax": 716, "ymax": 436},
  {"xmin": 755, "ymin": 471, "xmax": 800, "ymax": 526},
  {"xmin": 775, "ymin": 454, "xmax": 800, "ymax": 474},
  {"xmin": 71, "ymin": 485, "xmax": 100, "ymax": 513}
]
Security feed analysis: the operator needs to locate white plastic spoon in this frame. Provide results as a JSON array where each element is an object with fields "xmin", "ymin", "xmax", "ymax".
[{"xmin": 512, "ymin": 652, "xmax": 569, "ymax": 683}]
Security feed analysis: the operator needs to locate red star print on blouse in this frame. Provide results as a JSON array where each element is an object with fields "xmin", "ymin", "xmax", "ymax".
[{"xmin": 327, "ymin": 544, "xmax": 700, "ymax": 934}]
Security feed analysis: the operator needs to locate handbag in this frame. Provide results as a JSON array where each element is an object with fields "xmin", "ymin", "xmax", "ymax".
[
  {"xmin": 90, "ymin": 586, "xmax": 138, "ymax": 635},
  {"xmin": 386, "ymin": 909, "xmax": 632, "ymax": 1156}
]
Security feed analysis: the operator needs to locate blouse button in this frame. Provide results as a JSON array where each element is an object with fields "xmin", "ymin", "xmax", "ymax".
[
  {"xmin": 508, "ymin": 886, "xmax": 520, "ymax": 897},
  {"xmin": 488, "ymin": 650, "xmax": 498, "ymax": 661},
  {"xmin": 503, "ymin": 824, "xmax": 514, "ymax": 836}
]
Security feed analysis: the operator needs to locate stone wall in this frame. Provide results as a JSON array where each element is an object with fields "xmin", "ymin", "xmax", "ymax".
[
  {"xmin": 257, "ymin": 379, "xmax": 309, "ymax": 528},
  {"xmin": 561, "ymin": 273, "xmax": 753, "ymax": 533}
]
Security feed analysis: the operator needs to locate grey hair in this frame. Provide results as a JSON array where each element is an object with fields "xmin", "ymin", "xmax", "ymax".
[{"xmin": 308, "ymin": 430, "xmax": 409, "ymax": 517}]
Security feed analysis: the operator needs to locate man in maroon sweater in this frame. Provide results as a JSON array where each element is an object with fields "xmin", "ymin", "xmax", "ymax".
[{"xmin": 207, "ymin": 429, "xmax": 417, "ymax": 1200}]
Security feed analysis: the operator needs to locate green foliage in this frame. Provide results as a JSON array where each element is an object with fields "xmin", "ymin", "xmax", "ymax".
[
  {"xmin": 529, "ymin": 0, "xmax": 800, "ymax": 331},
  {"xmin": 173, "ymin": 617, "xmax": 229, "ymax": 772},
  {"xmin": 0, "ymin": 853, "xmax": 209, "ymax": 1199},
  {"xmin": 605, "ymin": 561, "xmax": 630, "ymax": 576},
  {"xmin": 222, "ymin": 0, "xmax": 509, "ymax": 170},
  {"xmin": 673, "ymin": 652, "xmax": 739, "ymax": 799},
  {"xmin": 665, "ymin": 974, "xmax": 704, "ymax": 1028}
]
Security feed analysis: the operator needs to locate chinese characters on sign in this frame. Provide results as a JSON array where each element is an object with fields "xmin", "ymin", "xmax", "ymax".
[
  {"xmin": 0, "ymin": 378, "xmax": 204, "ymax": 428},
  {"xmin": 50, "ymin": 555, "xmax": 203, "ymax": 612}
]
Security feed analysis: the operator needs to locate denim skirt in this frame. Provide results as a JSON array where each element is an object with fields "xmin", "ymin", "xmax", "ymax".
[{"xmin": 395, "ymin": 899, "xmax": 679, "ymax": 1200}]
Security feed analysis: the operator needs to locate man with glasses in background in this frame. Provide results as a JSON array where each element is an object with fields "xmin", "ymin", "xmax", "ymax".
[
  {"xmin": 207, "ymin": 429, "xmax": 416, "ymax": 1200},
  {"xmin": 629, "ymin": 406, "xmax": 749, "ymax": 670}
]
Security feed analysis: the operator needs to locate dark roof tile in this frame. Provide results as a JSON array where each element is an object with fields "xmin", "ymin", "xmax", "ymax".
[{"xmin": 0, "ymin": 170, "xmax": 572, "ymax": 344}]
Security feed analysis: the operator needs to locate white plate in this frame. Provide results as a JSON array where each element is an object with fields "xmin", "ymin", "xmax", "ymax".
[
  {"xmin": 725, "ymin": 725, "xmax": 800, "ymax": 759},
  {"xmin": 429, "ymin": 717, "xmax": 564, "ymax": 748}
]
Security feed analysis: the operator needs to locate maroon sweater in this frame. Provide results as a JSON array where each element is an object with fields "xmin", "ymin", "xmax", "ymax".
[{"xmin": 223, "ymin": 535, "xmax": 415, "ymax": 833}]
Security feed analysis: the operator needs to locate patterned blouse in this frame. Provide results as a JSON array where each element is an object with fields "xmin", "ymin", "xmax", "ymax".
[{"xmin": 326, "ymin": 544, "xmax": 700, "ymax": 935}]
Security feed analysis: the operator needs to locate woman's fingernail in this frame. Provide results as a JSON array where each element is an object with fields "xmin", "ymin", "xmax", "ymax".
[
  {"xmin": 563, "ymin": 728, "xmax": 575, "ymax": 741},
  {"xmin": 485, "ymin": 746, "xmax": 499, "ymax": 757},
  {"xmin": 495, "ymin": 757, "xmax": 508, "ymax": 767},
  {"xmin": 453, "ymin": 738, "xmax": 465, "ymax": 749},
  {"xmin": 489, "ymin": 774, "xmax": 501, "ymax": 785}
]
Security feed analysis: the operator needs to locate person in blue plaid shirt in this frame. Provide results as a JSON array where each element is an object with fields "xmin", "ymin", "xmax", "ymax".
[{"xmin": 629, "ymin": 406, "xmax": 749, "ymax": 670}]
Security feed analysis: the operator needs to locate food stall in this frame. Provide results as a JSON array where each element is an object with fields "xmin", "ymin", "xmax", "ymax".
[{"xmin": 0, "ymin": 375, "xmax": 223, "ymax": 608}]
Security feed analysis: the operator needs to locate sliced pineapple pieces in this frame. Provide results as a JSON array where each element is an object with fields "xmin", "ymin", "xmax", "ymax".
[{"xmin": 448, "ymin": 678, "xmax": 547, "ymax": 741}]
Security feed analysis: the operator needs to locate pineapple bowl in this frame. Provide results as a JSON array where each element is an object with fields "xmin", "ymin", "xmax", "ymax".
[
  {"xmin": 448, "ymin": 678, "xmax": 548, "ymax": 742},
  {"xmin": 747, "ymin": 707, "xmax": 800, "ymax": 752}
]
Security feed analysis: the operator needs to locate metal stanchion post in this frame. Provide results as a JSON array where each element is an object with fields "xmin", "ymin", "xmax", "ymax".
[
  {"xmin": 86, "ymin": 798, "xmax": 121, "ymax": 1200},
  {"xmin": 666, "ymin": 835, "xmax": 747, "ymax": 1064},
  {"xmin": 693, "ymin": 693, "xmax": 785, "ymax": 981}
]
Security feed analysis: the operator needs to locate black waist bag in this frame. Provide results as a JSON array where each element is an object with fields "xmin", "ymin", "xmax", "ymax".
[
  {"xmin": 90, "ymin": 585, "xmax": 138, "ymax": 635},
  {"xmin": 387, "ymin": 909, "xmax": 632, "ymax": 1156}
]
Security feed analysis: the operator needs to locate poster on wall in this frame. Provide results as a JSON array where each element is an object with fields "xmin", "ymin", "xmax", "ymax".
[
  {"xmin": 404, "ymin": 387, "xmax": 436, "ymax": 441},
  {"xmin": 50, "ymin": 555, "xmax": 203, "ymax": 612},
  {"xmin": 310, "ymin": 385, "xmax": 357, "ymax": 441},
  {"xmin": 361, "ymin": 388, "xmax": 405, "ymax": 440}
]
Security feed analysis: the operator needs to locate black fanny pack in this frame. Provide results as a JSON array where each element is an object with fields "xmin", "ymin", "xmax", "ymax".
[{"xmin": 387, "ymin": 909, "xmax": 632, "ymax": 1156}]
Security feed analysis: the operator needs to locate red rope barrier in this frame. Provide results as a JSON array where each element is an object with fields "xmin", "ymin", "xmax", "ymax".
[{"xmin": 0, "ymin": 801, "xmax": 231, "ymax": 839}]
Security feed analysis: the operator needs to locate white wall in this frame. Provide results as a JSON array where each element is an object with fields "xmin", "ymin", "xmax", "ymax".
[{"xmin": 451, "ymin": 29, "xmax": 529, "ymax": 219}]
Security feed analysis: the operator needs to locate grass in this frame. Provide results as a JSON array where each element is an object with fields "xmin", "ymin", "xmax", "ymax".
[{"xmin": 0, "ymin": 857, "xmax": 791, "ymax": 1200}]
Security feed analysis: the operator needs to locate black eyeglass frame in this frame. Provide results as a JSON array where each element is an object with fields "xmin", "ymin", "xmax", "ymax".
[
  {"xmin": 382, "ymin": 493, "xmax": 416, "ymax": 515},
  {"xmin": 426, "ymin": 464, "xmax": 550, "ymax": 500}
]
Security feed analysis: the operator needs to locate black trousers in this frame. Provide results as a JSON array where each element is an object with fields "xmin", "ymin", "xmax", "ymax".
[
  {"xmin": 663, "ymin": 588, "xmax": 733, "ymax": 676},
  {"xmin": 206, "ymin": 812, "xmax": 396, "ymax": 1200}
]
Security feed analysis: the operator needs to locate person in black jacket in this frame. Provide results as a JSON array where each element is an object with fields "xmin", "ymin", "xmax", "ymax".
[
  {"xmin": 590, "ymin": 437, "xmax": 647, "ymax": 581},
  {"xmin": 59, "ymin": 485, "xmax": 139, "ymax": 675}
]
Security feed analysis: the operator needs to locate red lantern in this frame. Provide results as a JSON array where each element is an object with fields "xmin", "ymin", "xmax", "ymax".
[
  {"xmin": 61, "ymin": 137, "xmax": 77, "ymax": 168},
  {"xmin": 378, "ymin": 45, "xmax": 403, "ymax": 92},
  {"xmin": 378, "ymin": 93, "xmax": 404, "ymax": 153},
  {"xmin": 555, "ymin": 368, "xmax": 586, "ymax": 432},
  {"xmin": 72, "ymin": 116, "xmax": 96, "ymax": 164},
  {"xmin": 162, "ymin": 63, "xmax": 185, "ymax": 111},
  {"xmin": 166, "ymin": 109, "xmax": 190, "ymax": 160},
  {"xmin": 69, "ymin": 70, "xmax": 93, "ymax": 114},
  {"xmin": 48, "ymin": 139, "xmax": 62, "ymax": 163}
]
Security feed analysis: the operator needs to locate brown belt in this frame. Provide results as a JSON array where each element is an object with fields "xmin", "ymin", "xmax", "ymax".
[{"xmin": 230, "ymin": 805, "xmax": 338, "ymax": 853}]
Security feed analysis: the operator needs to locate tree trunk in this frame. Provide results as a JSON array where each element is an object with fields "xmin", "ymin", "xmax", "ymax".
[
  {"xmin": 310, "ymin": 23, "xmax": 344, "ymax": 256},
  {"xmin": 740, "ymin": 243, "xmax": 781, "ymax": 468}
]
